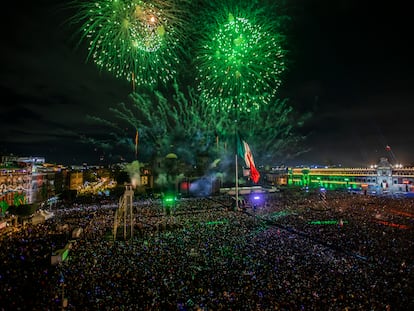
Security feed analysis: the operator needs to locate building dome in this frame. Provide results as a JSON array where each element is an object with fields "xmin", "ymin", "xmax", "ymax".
[{"xmin": 165, "ymin": 153, "xmax": 178, "ymax": 159}]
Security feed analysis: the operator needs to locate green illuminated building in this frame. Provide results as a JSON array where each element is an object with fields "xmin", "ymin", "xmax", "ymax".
[{"xmin": 287, "ymin": 158, "xmax": 414, "ymax": 194}]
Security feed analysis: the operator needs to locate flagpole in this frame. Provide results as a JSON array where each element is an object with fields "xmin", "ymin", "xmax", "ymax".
[
  {"xmin": 234, "ymin": 102, "xmax": 239, "ymax": 211},
  {"xmin": 135, "ymin": 130, "xmax": 138, "ymax": 160},
  {"xmin": 235, "ymin": 153, "xmax": 238, "ymax": 210},
  {"xmin": 131, "ymin": 72, "xmax": 135, "ymax": 93}
]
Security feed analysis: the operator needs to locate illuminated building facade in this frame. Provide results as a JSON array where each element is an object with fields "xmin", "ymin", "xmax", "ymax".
[
  {"xmin": 288, "ymin": 158, "xmax": 414, "ymax": 194},
  {"xmin": 262, "ymin": 166, "xmax": 289, "ymax": 186},
  {"xmin": 0, "ymin": 155, "xmax": 67, "ymax": 206},
  {"xmin": 140, "ymin": 167, "xmax": 153, "ymax": 188},
  {"xmin": 0, "ymin": 164, "xmax": 31, "ymax": 206},
  {"xmin": 69, "ymin": 171, "xmax": 83, "ymax": 191}
]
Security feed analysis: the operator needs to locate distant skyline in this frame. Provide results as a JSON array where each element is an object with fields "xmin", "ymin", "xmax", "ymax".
[{"xmin": 1, "ymin": 0, "xmax": 413, "ymax": 167}]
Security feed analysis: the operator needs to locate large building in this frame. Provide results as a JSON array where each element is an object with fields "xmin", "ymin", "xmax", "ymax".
[
  {"xmin": 0, "ymin": 155, "xmax": 67, "ymax": 206},
  {"xmin": 0, "ymin": 161, "xmax": 31, "ymax": 206},
  {"xmin": 2, "ymin": 153, "xmax": 414, "ymax": 207},
  {"xmin": 287, "ymin": 157, "xmax": 414, "ymax": 194}
]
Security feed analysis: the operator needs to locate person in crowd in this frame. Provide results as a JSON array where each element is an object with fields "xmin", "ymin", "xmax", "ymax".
[{"xmin": 1, "ymin": 192, "xmax": 413, "ymax": 310}]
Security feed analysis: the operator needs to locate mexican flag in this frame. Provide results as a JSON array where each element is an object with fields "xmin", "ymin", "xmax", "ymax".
[{"xmin": 236, "ymin": 132, "xmax": 260, "ymax": 183}]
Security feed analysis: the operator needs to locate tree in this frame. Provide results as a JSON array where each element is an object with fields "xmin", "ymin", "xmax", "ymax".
[{"xmin": 0, "ymin": 200, "xmax": 9, "ymax": 215}]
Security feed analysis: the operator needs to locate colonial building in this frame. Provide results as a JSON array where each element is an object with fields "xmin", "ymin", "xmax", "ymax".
[
  {"xmin": 262, "ymin": 166, "xmax": 289, "ymax": 186},
  {"xmin": 287, "ymin": 158, "xmax": 414, "ymax": 194},
  {"xmin": 0, "ymin": 155, "xmax": 67, "ymax": 206},
  {"xmin": 0, "ymin": 162, "xmax": 31, "ymax": 206}
]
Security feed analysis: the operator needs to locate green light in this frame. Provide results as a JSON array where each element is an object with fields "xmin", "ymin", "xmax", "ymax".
[
  {"xmin": 162, "ymin": 194, "xmax": 176, "ymax": 205},
  {"xmin": 269, "ymin": 211, "xmax": 290, "ymax": 219},
  {"xmin": 61, "ymin": 249, "xmax": 69, "ymax": 261},
  {"xmin": 308, "ymin": 220, "xmax": 348, "ymax": 225},
  {"xmin": 205, "ymin": 219, "xmax": 228, "ymax": 225}
]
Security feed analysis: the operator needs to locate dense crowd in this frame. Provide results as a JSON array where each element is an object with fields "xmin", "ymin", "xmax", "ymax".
[{"xmin": 1, "ymin": 190, "xmax": 413, "ymax": 310}]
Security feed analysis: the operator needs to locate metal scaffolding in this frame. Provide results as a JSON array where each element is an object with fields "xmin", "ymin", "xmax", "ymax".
[{"xmin": 113, "ymin": 184, "xmax": 134, "ymax": 241}]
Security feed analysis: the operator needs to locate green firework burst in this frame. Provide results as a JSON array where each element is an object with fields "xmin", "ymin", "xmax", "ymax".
[
  {"xmin": 69, "ymin": 0, "xmax": 188, "ymax": 88},
  {"xmin": 195, "ymin": 4, "xmax": 287, "ymax": 113}
]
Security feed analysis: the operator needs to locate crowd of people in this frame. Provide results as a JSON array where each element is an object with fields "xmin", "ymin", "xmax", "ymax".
[{"xmin": 0, "ymin": 189, "xmax": 413, "ymax": 310}]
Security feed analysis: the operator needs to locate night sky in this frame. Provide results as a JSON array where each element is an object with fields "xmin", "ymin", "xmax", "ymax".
[{"xmin": 1, "ymin": 0, "xmax": 412, "ymax": 167}]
